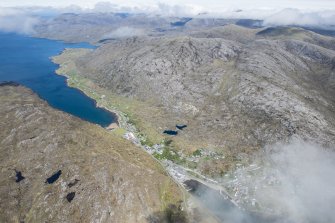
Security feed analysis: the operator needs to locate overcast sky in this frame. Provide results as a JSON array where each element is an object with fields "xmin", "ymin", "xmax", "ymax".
[{"xmin": 1, "ymin": 0, "xmax": 335, "ymax": 12}]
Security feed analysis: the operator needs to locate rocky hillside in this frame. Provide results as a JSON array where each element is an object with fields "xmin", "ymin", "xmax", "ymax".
[
  {"xmin": 56, "ymin": 25, "xmax": 335, "ymax": 176},
  {"xmin": 34, "ymin": 13, "xmax": 243, "ymax": 44},
  {"xmin": 0, "ymin": 83, "xmax": 185, "ymax": 223},
  {"xmin": 53, "ymin": 25, "xmax": 335, "ymax": 176},
  {"xmin": 77, "ymin": 26, "xmax": 335, "ymax": 150}
]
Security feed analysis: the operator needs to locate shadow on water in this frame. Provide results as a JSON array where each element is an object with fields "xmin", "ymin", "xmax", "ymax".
[{"xmin": 147, "ymin": 202, "xmax": 187, "ymax": 223}]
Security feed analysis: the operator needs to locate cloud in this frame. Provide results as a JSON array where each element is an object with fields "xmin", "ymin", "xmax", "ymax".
[
  {"xmin": 228, "ymin": 139, "xmax": 335, "ymax": 222},
  {"xmin": 2, "ymin": 3, "xmax": 335, "ymax": 35},
  {"xmin": 90, "ymin": 3, "xmax": 335, "ymax": 29},
  {"xmin": 259, "ymin": 140, "xmax": 335, "ymax": 222},
  {"xmin": 263, "ymin": 8, "xmax": 335, "ymax": 28},
  {"xmin": 154, "ymin": 3, "xmax": 204, "ymax": 17},
  {"xmin": 92, "ymin": 1, "xmax": 118, "ymax": 13},
  {"xmin": 0, "ymin": 8, "xmax": 41, "ymax": 34},
  {"xmin": 102, "ymin": 26, "xmax": 145, "ymax": 39}
]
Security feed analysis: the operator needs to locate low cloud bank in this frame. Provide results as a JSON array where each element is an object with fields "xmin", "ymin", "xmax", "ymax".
[
  {"xmin": 92, "ymin": 2, "xmax": 204, "ymax": 17},
  {"xmin": 226, "ymin": 140, "xmax": 335, "ymax": 222},
  {"xmin": 2, "ymin": 3, "xmax": 335, "ymax": 32},
  {"xmin": 153, "ymin": 3, "xmax": 204, "ymax": 17},
  {"xmin": 102, "ymin": 26, "xmax": 144, "ymax": 39},
  {"xmin": 258, "ymin": 140, "xmax": 335, "ymax": 222},
  {"xmin": 0, "ymin": 8, "xmax": 40, "ymax": 34},
  {"xmin": 263, "ymin": 8, "xmax": 335, "ymax": 29},
  {"xmin": 88, "ymin": 2, "xmax": 335, "ymax": 29}
]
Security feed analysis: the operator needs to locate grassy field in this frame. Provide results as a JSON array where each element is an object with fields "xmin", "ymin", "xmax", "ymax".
[{"xmin": 0, "ymin": 84, "xmax": 185, "ymax": 222}]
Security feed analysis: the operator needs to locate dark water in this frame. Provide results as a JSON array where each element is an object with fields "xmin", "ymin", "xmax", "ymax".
[
  {"xmin": 66, "ymin": 192, "xmax": 76, "ymax": 202},
  {"xmin": 45, "ymin": 170, "xmax": 62, "ymax": 184},
  {"xmin": 176, "ymin": 124, "xmax": 187, "ymax": 130},
  {"xmin": 15, "ymin": 170, "xmax": 25, "ymax": 183},
  {"xmin": 0, "ymin": 32, "xmax": 115, "ymax": 127},
  {"xmin": 163, "ymin": 130, "xmax": 178, "ymax": 135},
  {"xmin": 170, "ymin": 18, "xmax": 193, "ymax": 27}
]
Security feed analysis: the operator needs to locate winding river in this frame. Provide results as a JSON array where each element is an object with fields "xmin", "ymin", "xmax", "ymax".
[{"xmin": 0, "ymin": 32, "xmax": 115, "ymax": 127}]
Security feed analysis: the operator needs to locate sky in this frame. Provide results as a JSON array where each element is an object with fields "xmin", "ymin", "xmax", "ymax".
[
  {"xmin": 1, "ymin": 0, "xmax": 335, "ymax": 33},
  {"xmin": 1, "ymin": 0, "xmax": 335, "ymax": 12}
]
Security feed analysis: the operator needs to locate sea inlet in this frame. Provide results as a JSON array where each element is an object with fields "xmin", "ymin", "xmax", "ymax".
[{"xmin": 0, "ymin": 32, "xmax": 116, "ymax": 127}]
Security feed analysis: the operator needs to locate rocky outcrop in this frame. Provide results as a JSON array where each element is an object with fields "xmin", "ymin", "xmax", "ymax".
[
  {"xmin": 0, "ymin": 85, "xmax": 184, "ymax": 223},
  {"xmin": 73, "ymin": 26, "xmax": 335, "ymax": 149}
]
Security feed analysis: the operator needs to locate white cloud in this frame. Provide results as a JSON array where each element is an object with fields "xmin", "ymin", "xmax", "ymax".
[
  {"xmin": 92, "ymin": 1, "xmax": 118, "ymax": 13},
  {"xmin": 229, "ymin": 140, "xmax": 335, "ymax": 222},
  {"xmin": 102, "ymin": 27, "xmax": 145, "ymax": 39},
  {"xmin": 154, "ymin": 3, "xmax": 204, "ymax": 17},
  {"xmin": 263, "ymin": 8, "xmax": 335, "ymax": 28},
  {"xmin": 0, "ymin": 8, "xmax": 41, "ymax": 34},
  {"xmin": 1, "ymin": 0, "xmax": 335, "ymax": 11},
  {"xmin": 260, "ymin": 140, "xmax": 335, "ymax": 222},
  {"xmin": 1, "ymin": 2, "xmax": 335, "ymax": 30}
]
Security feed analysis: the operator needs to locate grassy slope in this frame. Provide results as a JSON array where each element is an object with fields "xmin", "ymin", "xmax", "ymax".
[{"xmin": 0, "ymin": 84, "xmax": 184, "ymax": 222}]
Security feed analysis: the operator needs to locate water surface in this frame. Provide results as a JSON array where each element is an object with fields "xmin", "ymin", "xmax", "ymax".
[{"xmin": 0, "ymin": 32, "xmax": 115, "ymax": 127}]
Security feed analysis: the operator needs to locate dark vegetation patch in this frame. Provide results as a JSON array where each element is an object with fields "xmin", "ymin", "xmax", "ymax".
[
  {"xmin": 256, "ymin": 26, "xmax": 304, "ymax": 36},
  {"xmin": 45, "ymin": 170, "xmax": 62, "ymax": 184},
  {"xmin": 303, "ymin": 27, "xmax": 335, "ymax": 37},
  {"xmin": 163, "ymin": 139, "xmax": 173, "ymax": 146},
  {"xmin": 147, "ymin": 203, "xmax": 187, "ymax": 223},
  {"xmin": 183, "ymin": 179, "xmax": 200, "ymax": 192},
  {"xmin": 15, "ymin": 170, "xmax": 25, "ymax": 183},
  {"xmin": 176, "ymin": 125, "xmax": 187, "ymax": 130},
  {"xmin": 153, "ymin": 147, "xmax": 184, "ymax": 164},
  {"xmin": 256, "ymin": 27, "xmax": 277, "ymax": 36},
  {"xmin": 66, "ymin": 192, "xmax": 76, "ymax": 202},
  {"xmin": 68, "ymin": 179, "xmax": 80, "ymax": 188},
  {"xmin": 98, "ymin": 38, "xmax": 120, "ymax": 43},
  {"xmin": 192, "ymin": 149, "xmax": 202, "ymax": 157},
  {"xmin": 163, "ymin": 130, "xmax": 178, "ymax": 136}
]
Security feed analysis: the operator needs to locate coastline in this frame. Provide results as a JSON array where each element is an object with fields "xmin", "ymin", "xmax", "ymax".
[
  {"xmin": 51, "ymin": 49, "xmax": 192, "ymax": 208},
  {"xmin": 51, "ymin": 48, "xmax": 164, "ymax": 144},
  {"xmin": 51, "ymin": 50, "xmax": 130, "ymax": 130},
  {"xmin": 50, "ymin": 48, "xmax": 284, "ymax": 222},
  {"xmin": 51, "ymin": 48, "xmax": 243, "ymax": 215}
]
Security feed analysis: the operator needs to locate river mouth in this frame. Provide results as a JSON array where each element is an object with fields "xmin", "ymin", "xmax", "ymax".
[{"xmin": 0, "ymin": 32, "xmax": 116, "ymax": 127}]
